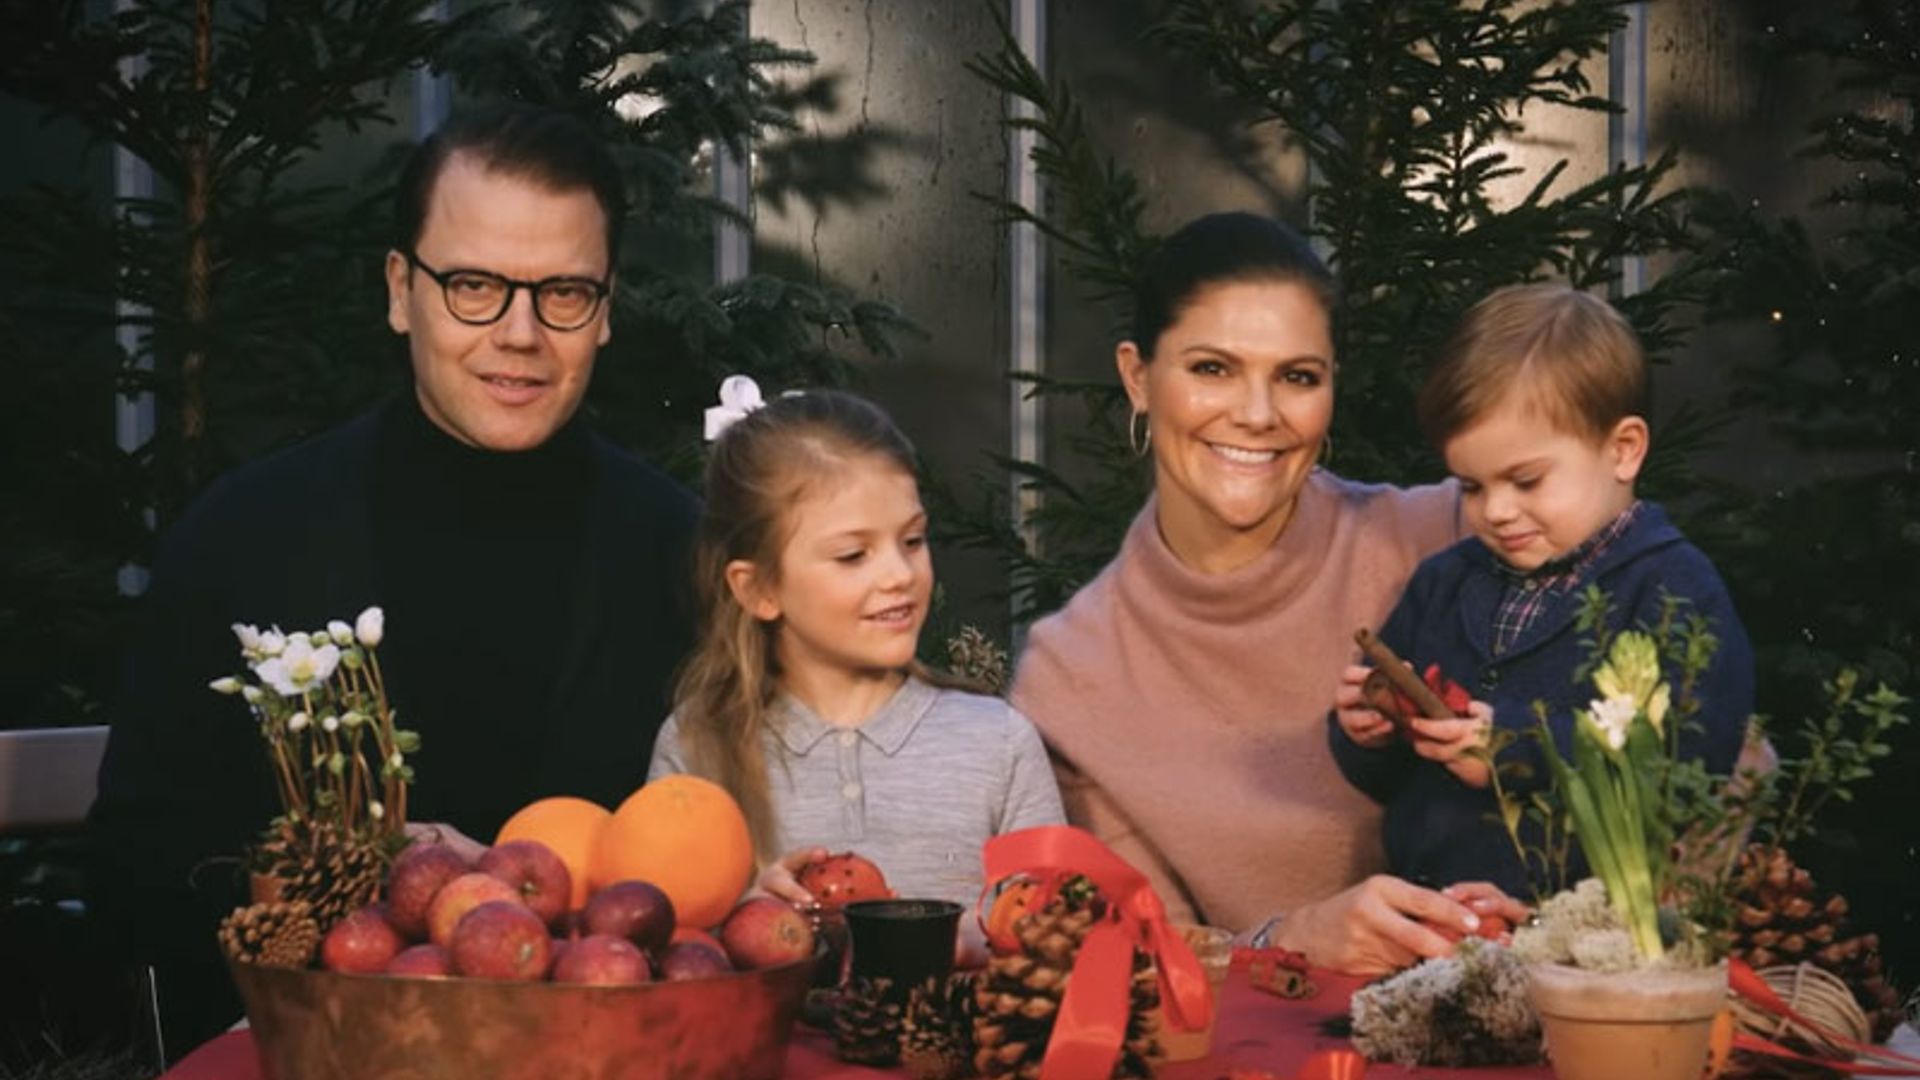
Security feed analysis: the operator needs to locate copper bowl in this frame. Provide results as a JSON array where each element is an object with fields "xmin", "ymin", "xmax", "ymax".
[{"xmin": 227, "ymin": 953, "xmax": 815, "ymax": 1080}]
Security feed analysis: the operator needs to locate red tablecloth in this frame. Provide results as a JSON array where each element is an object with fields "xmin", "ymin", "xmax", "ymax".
[{"xmin": 161, "ymin": 967, "xmax": 1553, "ymax": 1079}]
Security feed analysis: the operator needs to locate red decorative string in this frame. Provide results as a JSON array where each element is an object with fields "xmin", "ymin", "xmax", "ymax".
[{"xmin": 1728, "ymin": 958, "xmax": 1920, "ymax": 1071}]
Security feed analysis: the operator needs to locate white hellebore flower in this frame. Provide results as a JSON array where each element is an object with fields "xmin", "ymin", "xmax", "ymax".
[
  {"xmin": 231, "ymin": 623, "xmax": 263, "ymax": 655},
  {"xmin": 288, "ymin": 711, "xmax": 311, "ymax": 732},
  {"xmin": 354, "ymin": 606, "xmax": 385, "ymax": 649},
  {"xmin": 257, "ymin": 627, "xmax": 287, "ymax": 657},
  {"xmin": 208, "ymin": 676, "xmax": 243, "ymax": 695},
  {"xmin": 254, "ymin": 636, "xmax": 342, "ymax": 697},
  {"xmin": 327, "ymin": 620, "xmax": 355, "ymax": 646},
  {"xmin": 1586, "ymin": 693, "xmax": 1639, "ymax": 751}
]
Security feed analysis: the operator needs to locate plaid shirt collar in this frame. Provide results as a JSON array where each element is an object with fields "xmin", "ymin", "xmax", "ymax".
[{"xmin": 1490, "ymin": 501, "xmax": 1642, "ymax": 655}]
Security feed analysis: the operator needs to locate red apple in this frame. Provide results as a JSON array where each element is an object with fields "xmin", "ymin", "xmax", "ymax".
[
  {"xmin": 479, "ymin": 839, "xmax": 572, "ymax": 929},
  {"xmin": 657, "ymin": 941, "xmax": 732, "ymax": 981},
  {"xmin": 385, "ymin": 943, "xmax": 454, "ymax": 978},
  {"xmin": 450, "ymin": 900, "xmax": 552, "ymax": 980},
  {"xmin": 720, "ymin": 897, "xmax": 815, "ymax": 970},
  {"xmin": 426, "ymin": 872, "xmax": 523, "ymax": 948},
  {"xmin": 796, "ymin": 851, "xmax": 892, "ymax": 911},
  {"xmin": 385, "ymin": 843, "xmax": 470, "ymax": 941},
  {"xmin": 582, "ymin": 880, "xmax": 676, "ymax": 951},
  {"xmin": 321, "ymin": 907, "xmax": 404, "ymax": 974},
  {"xmin": 551, "ymin": 933, "xmax": 652, "ymax": 986}
]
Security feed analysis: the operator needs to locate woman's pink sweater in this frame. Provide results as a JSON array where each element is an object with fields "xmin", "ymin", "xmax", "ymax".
[{"xmin": 1011, "ymin": 470, "xmax": 1460, "ymax": 932}]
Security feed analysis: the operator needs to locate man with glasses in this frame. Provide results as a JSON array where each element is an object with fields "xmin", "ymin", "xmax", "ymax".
[{"xmin": 89, "ymin": 103, "xmax": 698, "ymax": 1054}]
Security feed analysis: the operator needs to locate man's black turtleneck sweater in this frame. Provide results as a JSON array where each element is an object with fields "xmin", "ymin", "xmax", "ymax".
[
  {"xmin": 89, "ymin": 392, "xmax": 698, "ymax": 1051},
  {"xmin": 371, "ymin": 394, "xmax": 595, "ymax": 837}
]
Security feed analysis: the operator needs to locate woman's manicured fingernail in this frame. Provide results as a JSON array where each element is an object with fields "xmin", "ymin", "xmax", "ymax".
[{"xmin": 1462, "ymin": 912, "xmax": 1480, "ymax": 930}]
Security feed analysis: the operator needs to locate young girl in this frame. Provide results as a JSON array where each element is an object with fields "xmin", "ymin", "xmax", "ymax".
[{"xmin": 648, "ymin": 380, "xmax": 1064, "ymax": 914}]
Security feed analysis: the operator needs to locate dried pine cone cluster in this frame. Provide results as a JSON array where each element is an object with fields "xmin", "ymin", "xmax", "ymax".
[
  {"xmin": 1728, "ymin": 844, "xmax": 1904, "ymax": 1041},
  {"xmin": 901, "ymin": 973, "xmax": 978, "ymax": 1080},
  {"xmin": 834, "ymin": 975, "xmax": 905, "ymax": 1066},
  {"xmin": 219, "ymin": 900, "xmax": 321, "ymax": 969},
  {"xmin": 972, "ymin": 887, "xmax": 1160, "ymax": 1079},
  {"xmin": 252, "ymin": 818, "xmax": 385, "ymax": 932}
]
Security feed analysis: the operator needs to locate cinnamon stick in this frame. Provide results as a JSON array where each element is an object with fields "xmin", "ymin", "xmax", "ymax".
[{"xmin": 1353, "ymin": 628, "xmax": 1461, "ymax": 719}]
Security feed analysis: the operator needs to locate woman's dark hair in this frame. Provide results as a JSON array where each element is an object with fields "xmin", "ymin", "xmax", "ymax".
[
  {"xmin": 393, "ymin": 102, "xmax": 627, "ymax": 266},
  {"xmin": 1129, "ymin": 211, "xmax": 1336, "ymax": 358}
]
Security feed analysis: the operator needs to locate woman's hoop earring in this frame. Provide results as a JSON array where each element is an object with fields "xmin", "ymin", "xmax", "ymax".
[{"xmin": 1128, "ymin": 409, "xmax": 1152, "ymax": 457}]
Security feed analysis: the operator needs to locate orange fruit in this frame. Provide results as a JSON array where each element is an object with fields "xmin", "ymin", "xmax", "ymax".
[
  {"xmin": 593, "ymin": 775, "xmax": 753, "ymax": 930},
  {"xmin": 495, "ymin": 796, "xmax": 613, "ymax": 911}
]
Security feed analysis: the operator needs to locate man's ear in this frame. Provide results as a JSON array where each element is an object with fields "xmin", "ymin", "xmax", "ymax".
[
  {"xmin": 724, "ymin": 559, "xmax": 780, "ymax": 622},
  {"xmin": 1608, "ymin": 415, "xmax": 1650, "ymax": 483},
  {"xmin": 1115, "ymin": 341, "xmax": 1150, "ymax": 414},
  {"xmin": 597, "ymin": 273, "xmax": 615, "ymax": 347},
  {"xmin": 385, "ymin": 250, "xmax": 412, "ymax": 335}
]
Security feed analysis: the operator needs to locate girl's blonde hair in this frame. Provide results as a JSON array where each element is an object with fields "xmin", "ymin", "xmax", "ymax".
[{"xmin": 673, "ymin": 389, "xmax": 971, "ymax": 860}]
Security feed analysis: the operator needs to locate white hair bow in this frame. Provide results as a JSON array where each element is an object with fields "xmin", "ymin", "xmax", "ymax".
[{"xmin": 704, "ymin": 375, "xmax": 766, "ymax": 441}]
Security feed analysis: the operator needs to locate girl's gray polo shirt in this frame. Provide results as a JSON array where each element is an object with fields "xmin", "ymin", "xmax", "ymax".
[{"xmin": 649, "ymin": 676, "xmax": 1065, "ymax": 906}]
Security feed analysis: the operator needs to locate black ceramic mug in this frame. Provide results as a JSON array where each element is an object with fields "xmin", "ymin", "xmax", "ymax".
[{"xmin": 842, "ymin": 898, "xmax": 963, "ymax": 988}]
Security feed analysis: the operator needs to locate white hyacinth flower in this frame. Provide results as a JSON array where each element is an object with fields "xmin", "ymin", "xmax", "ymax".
[
  {"xmin": 288, "ymin": 711, "xmax": 311, "ymax": 732},
  {"xmin": 1586, "ymin": 693, "xmax": 1638, "ymax": 751},
  {"xmin": 354, "ymin": 606, "xmax": 384, "ymax": 648},
  {"xmin": 326, "ymin": 620, "xmax": 355, "ymax": 646},
  {"xmin": 254, "ymin": 636, "xmax": 341, "ymax": 696},
  {"xmin": 208, "ymin": 676, "xmax": 243, "ymax": 695}
]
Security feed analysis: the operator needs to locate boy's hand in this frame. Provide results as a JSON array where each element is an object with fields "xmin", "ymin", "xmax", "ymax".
[
  {"xmin": 1407, "ymin": 700, "xmax": 1494, "ymax": 788},
  {"xmin": 755, "ymin": 846, "xmax": 830, "ymax": 906},
  {"xmin": 1334, "ymin": 664, "xmax": 1397, "ymax": 748}
]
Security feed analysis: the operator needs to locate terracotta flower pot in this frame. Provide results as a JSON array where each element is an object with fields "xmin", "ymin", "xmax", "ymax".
[{"xmin": 1527, "ymin": 960, "xmax": 1729, "ymax": 1080}]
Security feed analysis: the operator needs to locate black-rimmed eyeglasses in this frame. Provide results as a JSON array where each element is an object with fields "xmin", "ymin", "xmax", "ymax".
[{"xmin": 403, "ymin": 250, "xmax": 611, "ymax": 331}]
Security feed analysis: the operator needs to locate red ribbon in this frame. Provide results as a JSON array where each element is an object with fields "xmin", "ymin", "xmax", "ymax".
[
  {"xmin": 980, "ymin": 826, "xmax": 1215, "ymax": 1080},
  {"xmin": 1728, "ymin": 957, "xmax": 1920, "ymax": 1072},
  {"xmin": 1220, "ymin": 1052, "xmax": 1367, "ymax": 1080}
]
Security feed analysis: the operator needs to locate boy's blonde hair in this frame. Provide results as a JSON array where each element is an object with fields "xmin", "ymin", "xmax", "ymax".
[{"xmin": 1417, "ymin": 283, "xmax": 1649, "ymax": 448}]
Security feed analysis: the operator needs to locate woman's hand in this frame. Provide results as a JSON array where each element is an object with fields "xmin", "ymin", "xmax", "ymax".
[
  {"xmin": 1266, "ymin": 874, "xmax": 1484, "ymax": 976},
  {"xmin": 755, "ymin": 846, "xmax": 829, "ymax": 906},
  {"xmin": 1441, "ymin": 880, "xmax": 1530, "ymax": 939},
  {"xmin": 403, "ymin": 821, "xmax": 488, "ymax": 864},
  {"xmin": 1334, "ymin": 665, "xmax": 1397, "ymax": 749},
  {"xmin": 1407, "ymin": 700, "xmax": 1493, "ymax": 788}
]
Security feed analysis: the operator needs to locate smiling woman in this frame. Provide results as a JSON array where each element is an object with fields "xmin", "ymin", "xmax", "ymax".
[{"xmin": 1011, "ymin": 212, "xmax": 1530, "ymax": 978}]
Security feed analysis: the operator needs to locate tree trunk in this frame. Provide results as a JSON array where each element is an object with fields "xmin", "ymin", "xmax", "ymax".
[{"xmin": 180, "ymin": 0, "xmax": 214, "ymax": 486}]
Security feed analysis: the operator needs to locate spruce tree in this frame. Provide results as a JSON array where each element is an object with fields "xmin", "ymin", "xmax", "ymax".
[{"xmin": 1690, "ymin": 0, "xmax": 1920, "ymax": 985}]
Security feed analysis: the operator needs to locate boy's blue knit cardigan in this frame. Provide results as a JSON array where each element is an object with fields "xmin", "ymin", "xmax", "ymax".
[{"xmin": 1328, "ymin": 501, "xmax": 1754, "ymax": 898}]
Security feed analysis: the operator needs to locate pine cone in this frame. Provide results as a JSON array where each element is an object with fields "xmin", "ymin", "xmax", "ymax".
[
  {"xmin": 972, "ymin": 885, "xmax": 1160, "ymax": 1080},
  {"xmin": 835, "ymin": 974, "xmax": 905, "ymax": 1066},
  {"xmin": 253, "ymin": 819, "xmax": 385, "ymax": 933},
  {"xmin": 1727, "ymin": 844, "xmax": 1905, "ymax": 1041},
  {"xmin": 901, "ymin": 973, "xmax": 978, "ymax": 1080},
  {"xmin": 945, "ymin": 626, "xmax": 1010, "ymax": 694},
  {"xmin": 219, "ymin": 901, "xmax": 320, "ymax": 969}
]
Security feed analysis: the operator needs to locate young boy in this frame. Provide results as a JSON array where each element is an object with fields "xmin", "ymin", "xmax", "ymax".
[{"xmin": 1329, "ymin": 283, "xmax": 1753, "ymax": 898}]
